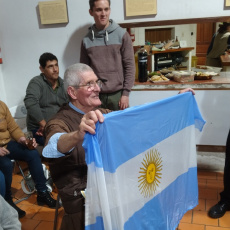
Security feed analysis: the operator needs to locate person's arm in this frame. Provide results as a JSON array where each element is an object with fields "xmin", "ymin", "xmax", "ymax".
[
  {"xmin": 207, "ymin": 33, "xmax": 216, "ymax": 55},
  {"xmin": 178, "ymin": 88, "xmax": 195, "ymax": 95},
  {"xmin": 43, "ymin": 110, "xmax": 104, "ymax": 158},
  {"xmin": 57, "ymin": 110, "xmax": 104, "ymax": 153},
  {"xmin": 120, "ymin": 32, "xmax": 135, "ymax": 110},
  {"xmin": 35, "ymin": 119, "xmax": 46, "ymax": 136},
  {"xmin": 80, "ymin": 41, "xmax": 91, "ymax": 65},
  {"xmin": 24, "ymin": 78, "xmax": 45, "ymax": 126},
  {"xmin": 0, "ymin": 101, "xmax": 24, "ymax": 141}
]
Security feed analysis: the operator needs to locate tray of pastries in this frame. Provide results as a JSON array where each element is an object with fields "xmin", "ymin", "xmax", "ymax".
[
  {"xmin": 149, "ymin": 75, "xmax": 169, "ymax": 83},
  {"xmin": 194, "ymin": 71, "xmax": 218, "ymax": 80}
]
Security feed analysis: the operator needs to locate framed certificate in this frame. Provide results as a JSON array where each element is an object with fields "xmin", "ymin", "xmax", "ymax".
[
  {"xmin": 39, "ymin": 0, "xmax": 69, "ymax": 25},
  {"xmin": 225, "ymin": 0, "xmax": 230, "ymax": 6},
  {"xmin": 125, "ymin": 0, "xmax": 157, "ymax": 17}
]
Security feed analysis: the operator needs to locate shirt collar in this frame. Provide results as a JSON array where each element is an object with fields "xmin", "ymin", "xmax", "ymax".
[{"xmin": 69, "ymin": 102, "xmax": 85, "ymax": 115}]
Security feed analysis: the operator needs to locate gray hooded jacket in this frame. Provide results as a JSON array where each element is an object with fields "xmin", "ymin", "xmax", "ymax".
[{"xmin": 80, "ymin": 20, "xmax": 135, "ymax": 96}]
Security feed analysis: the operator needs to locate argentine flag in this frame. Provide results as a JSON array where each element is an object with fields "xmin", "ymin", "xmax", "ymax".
[{"xmin": 83, "ymin": 92, "xmax": 205, "ymax": 230}]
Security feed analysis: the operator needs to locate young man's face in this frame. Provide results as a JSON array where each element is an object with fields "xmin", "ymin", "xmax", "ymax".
[
  {"xmin": 89, "ymin": 0, "xmax": 111, "ymax": 31},
  {"xmin": 40, "ymin": 60, "xmax": 59, "ymax": 82}
]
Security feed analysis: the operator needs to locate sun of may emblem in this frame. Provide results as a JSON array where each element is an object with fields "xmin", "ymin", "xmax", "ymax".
[{"xmin": 138, "ymin": 149, "xmax": 163, "ymax": 197}]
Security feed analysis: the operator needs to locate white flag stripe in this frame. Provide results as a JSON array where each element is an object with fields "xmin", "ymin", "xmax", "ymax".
[{"xmin": 85, "ymin": 125, "xmax": 196, "ymax": 228}]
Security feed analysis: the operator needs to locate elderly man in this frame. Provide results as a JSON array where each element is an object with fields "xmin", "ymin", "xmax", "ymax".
[
  {"xmin": 42, "ymin": 63, "xmax": 194, "ymax": 230},
  {"xmin": 24, "ymin": 52, "xmax": 68, "ymax": 145}
]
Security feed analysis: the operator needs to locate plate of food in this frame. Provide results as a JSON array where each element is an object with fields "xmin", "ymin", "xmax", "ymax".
[
  {"xmin": 160, "ymin": 67, "xmax": 175, "ymax": 75},
  {"xmin": 194, "ymin": 71, "xmax": 218, "ymax": 80},
  {"xmin": 149, "ymin": 75, "xmax": 169, "ymax": 83}
]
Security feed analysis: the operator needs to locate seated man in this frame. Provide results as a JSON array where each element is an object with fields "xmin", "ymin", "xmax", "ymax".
[
  {"xmin": 24, "ymin": 52, "xmax": 68, "ymax": 146},
  {"xmin": 0, "ymin": 100, "xmax": 57, "ymax": 219},
  {"xmin": 42, "ymin": 63, "xmax": 195, "ymax": 230}
]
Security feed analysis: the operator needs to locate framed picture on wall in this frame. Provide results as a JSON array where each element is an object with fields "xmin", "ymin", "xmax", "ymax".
[
  {"xmin": 125, "ymin": 0, "xmax": 157, "ymax": 17},
  {"xmin": 225, "ymin": 0, "xmax": 230, "ymax": 6},
  {"xmin": 39, "ymin": 0, "xmax": 69, "ymax": 25}
]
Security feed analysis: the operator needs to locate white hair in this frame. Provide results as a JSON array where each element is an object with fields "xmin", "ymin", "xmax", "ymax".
[{"xmin": 63, "ymin": 63, "xmax": 93, "ymax": 91}]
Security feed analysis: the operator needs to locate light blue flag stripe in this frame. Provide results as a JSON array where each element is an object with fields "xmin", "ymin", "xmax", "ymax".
[
  {"xmin": 85, "ymin": 167, "xmax": 198, "ymax": 230},
  {"xmin": 84, "ymin": 92, "xmax": 205, "ymax": 230},
  {"xmin": 84, "ymin": 92, "xmax": 205, "ymax": 173}
]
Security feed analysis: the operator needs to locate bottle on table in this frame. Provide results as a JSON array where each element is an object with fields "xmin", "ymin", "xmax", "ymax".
[{"xmin": 138, "ymin": 46, "xmax": 148, "ymax": 82}]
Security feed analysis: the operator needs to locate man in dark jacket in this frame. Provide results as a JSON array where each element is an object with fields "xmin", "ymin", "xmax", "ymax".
[{"xmin": 24, "ymin": 52, "xmax": 68, "ymax": 145}]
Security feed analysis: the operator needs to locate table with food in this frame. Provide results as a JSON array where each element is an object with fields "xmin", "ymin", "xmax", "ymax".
[{"xmin": 133, "ymin": 65, "xmax": 230, "ymax": 91}]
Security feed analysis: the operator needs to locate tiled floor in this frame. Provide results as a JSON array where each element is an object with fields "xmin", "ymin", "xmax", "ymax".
[{"xmin": 12, "ymin": 167, "xmax": 230, "ymax": 230}]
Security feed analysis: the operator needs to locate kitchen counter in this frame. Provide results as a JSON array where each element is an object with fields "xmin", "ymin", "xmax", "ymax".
[
  {"xmin": 130, "ymin": 71, "xmax": 230, "ymax": 148},
  {"xmin": 132, "ymin": 72, "xmax": 230, "ymax": 90}
]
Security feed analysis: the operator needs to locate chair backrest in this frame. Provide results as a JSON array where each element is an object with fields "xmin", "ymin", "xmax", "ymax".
[{"xmin": 9, "ymin": 104, "xmax": 27, "ymax": 132}]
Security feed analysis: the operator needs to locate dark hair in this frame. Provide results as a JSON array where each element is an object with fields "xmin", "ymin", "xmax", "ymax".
[
  {"xmin": 39, "ymin": 52, "xmax": 58, "ymax": 68},
  {"xmin": 218, "ymin": 22, "xmax": 230, "ymax": 33},
  {"xmin": 89, "ymin": 0, "xmax": 110, "ymax": 10}
]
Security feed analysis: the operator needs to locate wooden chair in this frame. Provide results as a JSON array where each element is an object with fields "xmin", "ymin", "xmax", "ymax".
[{"xmin": 53, "ymin": 194, "xmax": 61, "ymax": 230}]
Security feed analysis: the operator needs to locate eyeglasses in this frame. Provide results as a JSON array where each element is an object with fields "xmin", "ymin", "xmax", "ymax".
[{"xmin": 74, "ymin": 79, "xmax": 103, "ymax": 91}]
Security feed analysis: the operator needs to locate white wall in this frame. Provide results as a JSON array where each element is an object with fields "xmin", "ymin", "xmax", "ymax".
[
  {"xmin": 0, "ymin": 65, "xmax": 6, "ymax": 102},
  {"xmin": 0, "ymin": 0, "xmax": 229, "ymax": 145},
  {"xmin": 130, "ymin": 90, "xmax": 230, "ymax": 146},
  {"xmin": 0, "ymin": 0, "xmax": 229, "ymax": 107}
]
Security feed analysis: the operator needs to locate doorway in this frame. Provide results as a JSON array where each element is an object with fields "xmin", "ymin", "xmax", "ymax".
[{"xmin": 196, "ymin": 22, "xmax": 216, "ymax": 65}]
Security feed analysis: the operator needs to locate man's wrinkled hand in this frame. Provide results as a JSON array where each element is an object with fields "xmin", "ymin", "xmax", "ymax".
[{"xmin": 79, "ymin": 110, "xmax": 104, "ymax": 137}]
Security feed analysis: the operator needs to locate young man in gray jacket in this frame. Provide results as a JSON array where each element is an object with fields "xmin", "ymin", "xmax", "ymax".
[{"xmin": 80, "ymin": 0, "xmax": 135, "ymax": 111}]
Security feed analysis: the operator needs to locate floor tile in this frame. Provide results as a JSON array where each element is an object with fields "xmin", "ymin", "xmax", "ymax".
[
  {"xmin": 194, "ymin": 199, "xmax": 205, "ymax": 211},
  {"xmin": 206, "ymin": 179, "xmax": 224, "ymax": 190},
  {"xmin": 14, "ymin": 163, "xmax": 228, "ymax": 230},
  {"xmin": 32, "ymin": 207, "xmax": 56, "ymax": 221},
  {"xmin": 198, "ymin": 187, "xmax": 218, "ymax": 200},
  {"xmin": 206, "ymin": 199, "xmax": 219, "ymax": 211},
  {"xmin": 219, "ymin": 211, "xmax": 230, "ymax": 228},
  {"xmin": 198, "ymin": 178, "xmax": 207, "ymax": 189},
  {"xmin": 178, "ymin": 222, "xmax": 205, "ymax": 230},
  {"xmin": 206, "ymin": 226, "xmax": 230, "ymax": 230},
  {"xmin": 197, "ymin": 171, "xmax": 218, "ymax": 180},
  {"xmin": 193, "ymin": 210, "xmax": 218, "ymax": 226},
  {"xmin": 20, "ymin": 218, "xmax": 40, "ymax": 230},
  {"xmin": 180, "ymin": 210, "xmax": 193, "ymax": 223},
  {"xmin": 34, "ymin": 221, "xmax": 53, "ymax": 230}
]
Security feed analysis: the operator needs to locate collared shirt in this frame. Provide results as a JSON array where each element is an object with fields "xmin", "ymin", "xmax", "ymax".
[{"xmin": 42, "ymin": 102, "xmax": 85, "ymax": 158}]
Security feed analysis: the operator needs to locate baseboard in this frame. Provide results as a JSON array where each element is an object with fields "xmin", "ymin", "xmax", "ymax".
[{"xmin": 196, "ymin": 145, "xmax": 226, "ymax": 153}]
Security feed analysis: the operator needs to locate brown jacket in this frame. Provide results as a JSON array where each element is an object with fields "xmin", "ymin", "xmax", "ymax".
[
  {"xmin": 44, "ymin": 104, "xmax": 110, "ymax": 216},
  {"xmin": 0, "ymin": 101, "xmax": 24, "ymax": 147}
]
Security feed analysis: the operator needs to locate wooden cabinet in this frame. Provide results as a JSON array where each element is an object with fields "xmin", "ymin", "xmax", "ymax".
[{"xmin": 151, "ymin": 47, "xmax": 194, "ymax": 72}]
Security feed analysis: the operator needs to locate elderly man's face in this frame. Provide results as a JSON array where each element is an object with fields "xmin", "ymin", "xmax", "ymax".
[{"xmin": 74, "ymin": 71, "xmax": 102, "ymax": 113}]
